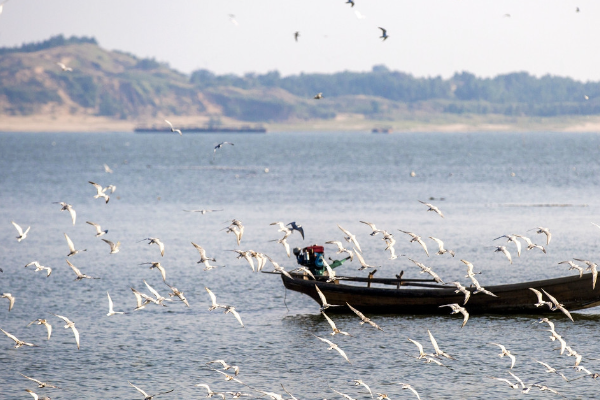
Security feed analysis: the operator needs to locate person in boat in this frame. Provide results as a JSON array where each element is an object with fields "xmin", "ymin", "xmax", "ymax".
[{"xmin": 293, "ymin": 245, "xmax": 349, "ymax": 276}]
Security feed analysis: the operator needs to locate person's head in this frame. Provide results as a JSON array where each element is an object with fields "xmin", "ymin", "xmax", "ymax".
[{"xmin": 293, "ymin": 247, "xmax": 301, "ymax": 256}]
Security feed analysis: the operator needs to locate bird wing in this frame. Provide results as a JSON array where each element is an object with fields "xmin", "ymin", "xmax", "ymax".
[
  {"xmin": 315, "ymin": 285, "xmax": 328, "ymax": 306},
  {"xmin": 500, "ymin": 247, "xmax": 512, "ymax": 263},
  {"xmin": 205, "ymin": 287, "xmax": 218, "ymax": 307},
  {"xmin": 321, "ymin": 311, "xmax": 338, "ymax": 331},
  {"xmin": 88, "ymin": 181, "xmax": 104, "ymax": 195},
  {"xmin": 67, "ymin": 206, "xmax": 76, "ymax": 225},
  {"xmin": 43, "ymin": 321, "xmax": 52, "ymax": 340},
  {"xmin": 459, "ymin": 308, "xmax": 469, "ymax": 327},
  {"xmin": 192, "ymin": 242, "xmax": 207, "ymax": 258},
  {"xmin": 408, "ymin": 338, "xmax": 424, "ymax": 355},
  {"xmin": 360, "ymin": 221, "xmax": 378, "ymax": 231},
  {"xmin": 416, "ymin": 238, "xmax": 429, "ymax": 256},
  {"xmin": 156, "ymin": 264, "xmax": 167, "ymax": 281},
  {"xmin": 86, "ymin": 221, "xmax": 101, "ymax": 233},
  {"xmin": 326, "ymin": 241, "xmax": 344, "ymax": 251},
  {"xmin": 429, "ymin": 237, "xmax": 444, "ymax": 251},
  {"xmin": 66, "ymin": 260, "xmax": 82, "ymax": 276},
  {"xmin": 427, "ymin": 330, "xmax": 442, "ymax": 355},
  {"xmin": 25, "ymin": 389, "xmax": 39, "ymax": 400},
  {"xmin": 334, "ymin": 346, "xmax": 352, "ymax": 364},
  {"xmin": 128, "ymin": 381, "xmax": 149, "ymax": 397},
  {"xmin": 165, "ymin": 119, "xmax": 174, "ymax": 129},
  {"xmin": 354, "ymin": 250, "xmax": 367, "ymax": 268},
  {"xmin": 131, "ymin": 288, "xmax": 144, "ymax": 308},
  {"xmin": 508, "ymin": 354, "xmax": 516, "ymax": 369},
  {"xmin": 346, "ymin": 302, "xmax": 365, "ymax": 320},
  {"xmin": 19, "ymin": 373, "xmax": 43, "ymax": 386},
  {"xmin": 107, "ymin": 292, "xmax": 114, "ymax": 312},
  {"xmin": 71, "ymin": 326, "xmax": 80, "ymax": 349},
  {"xmin": 12, "ymin": 221, "xmax": 23, "ymax": 235},
  {"xmin": 407, "ymin": 386, "xmax": 421, "ymax": 400},
  {"xmin": 144, "ymin": 280, "xmax": 161, "ymax": 299},
  {"xmin": 378, "ymin": 27, "xmax": 386, "ymax": 34},
  {"xmin": 157, "ymin": 240, "xmax": 165, "ymax": 256},
  {"xmin": 102, "ymin": 239, "xmax": 115, "ymax": 250},
  {"xmin": 64, "ymin": 233, "xmax": 75, "ymax": 252},
  {"xmin": 229, "ymin": 308, "xmax": 244, "ymax": 327},
  {"xmin": 559, "ymin": 306, "xmax": 574, "ymax": 322},
  {"xmin": 528, "ymin": 288, "xmax": 544, "ymax": 303},
  {"xmin": 541, "ymin": 289, "xmax": 559, "ymax": 307}
]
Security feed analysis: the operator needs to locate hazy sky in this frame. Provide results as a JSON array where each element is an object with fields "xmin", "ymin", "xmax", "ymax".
[{"xmin": 0, "ymin": 0, "xmax": 597, "ymax": 80}]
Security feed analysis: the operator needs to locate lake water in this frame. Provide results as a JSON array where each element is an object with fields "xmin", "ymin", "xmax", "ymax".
[{"xmin": 1, "ymin": 131, "xmax": 600, "ymax": 399}]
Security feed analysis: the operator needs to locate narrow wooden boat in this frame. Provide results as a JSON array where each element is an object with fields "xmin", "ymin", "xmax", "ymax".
[{"xmin": 274, "ymin": 272, "xmax": 600, "ymax": 315}]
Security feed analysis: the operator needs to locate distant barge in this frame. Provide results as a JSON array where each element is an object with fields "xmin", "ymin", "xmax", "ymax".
[{"xmin": 134, "ymin": 126, "xmax": 267, "ymax": 133}]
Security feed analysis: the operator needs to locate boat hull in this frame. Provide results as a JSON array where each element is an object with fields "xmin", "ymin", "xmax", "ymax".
[{"xmin": 281, "ymin": 273, "xmax": 600, "ymax": 315}]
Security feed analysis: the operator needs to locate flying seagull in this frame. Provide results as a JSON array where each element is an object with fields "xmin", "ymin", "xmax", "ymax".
[
  {"xmin": 0, "ymin": 327, "xmax": 37, "ymax": 348},
  {"xmin": 213, "ymin": 142, "xmax": 234, "ymax": 159},
  {"xmin": 106, "ymin": 292, "xmax": 125, "ymax": 316},
  {"xmin": 54, "ymin": 202, "xmax": 76, "ymax": 225},
  {"xmin": 164, "ymin": 120, "xmax": 182, "ymax": 135},
  {"xmin": 52, "ymin": 314, "xmax": 80, "ymax": 349},
  {"xmin": 419, "ymin": 200, "xmax": 444, "ymax": 218},
  {"xmin": 89, "ymin": 181, "xmax": 110, "ymax": 203},
  {"xmin": 56, "ymin": 62, "xmax": 72, "ymax": 72},
  {"xmin": 314, "ymin": 92, "xmax": 323, "ymax": 99},
  {"xmin": 64, "ymin": 233, "xmax": 86, "ymax": 257},
  {"xmin": 66, "ymin": 259, "xmax": 99, "ymax": 280},
  {"xmin": 379, "ymin": 27, "xmax": 388, "ymax": 41},
  {"xmin": 12, "ymin": 221, "xmax": 30, "ymax": 242},
  {"xmin": 86, "ymin": 221, "xmax": 108, "ymax": 237},
  {"xmin": 287, "ymin": 221, "xmax": 305, "ymax": 239},
  {"xmin": 129, "ymin": 381, "xmax": 174, "ymax": 400}
]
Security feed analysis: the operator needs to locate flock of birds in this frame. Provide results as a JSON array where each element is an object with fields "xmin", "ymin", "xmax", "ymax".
[{"xmin": 6, "ymin": 176, "xmax": 600, "ymax": 400}]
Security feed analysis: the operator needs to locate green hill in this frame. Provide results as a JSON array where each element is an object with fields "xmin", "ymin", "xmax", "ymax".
[{"xmin": 1, "ymin": 35, "xmax": 599, "ymax": 125}]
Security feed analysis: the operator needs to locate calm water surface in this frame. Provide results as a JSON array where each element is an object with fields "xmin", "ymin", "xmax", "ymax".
[{"xmin": 1, "ymin": 131, "xmax": 600, "ymax": 399}]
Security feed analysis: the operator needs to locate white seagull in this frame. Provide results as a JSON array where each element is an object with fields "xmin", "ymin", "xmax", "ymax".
[
  {"xmin": 56, "ymin": 62, "xmax": 72, "ymax": 72},
  {"xmin": 164, "ymin": 119, "xmax": 182, "ymax": 135},
  {"xmin": 346, "ymin": 302, "xmax": 383, "ymax": 330},
  {"xmin": 64, "ymin": 233, "xmax": 86, "ymax": 257},
  {"xmin": 314, "ymin": 335, "xmax": 352, "ymax": 364},
  {"xmin": 27, "ymin": 319, "xmax": 52, "ymax": 340},
  {"xmin": 528, "ymin": 288, "xmax": 553, "ymax": 309},
  {"xmin": 397, "ymin": 383, "xmax": 421, "ymax": 400},
  {"xmin": 141, "ymin": 262, "xmax": 167, "ymax": 281},
  {"xmin": 102, "ymin": 239, "xmax": 120, "ymax": 254},
  {"xmin": 429, "ymin": 236, "xmax": 454, "ymax": 257},
  {"xmin": 559, "ymin": 260, "xmax": 584, "ymax": 278},
  {"xmin": 66, "ymin": 259, "xmax": 99, "ymax": 280},
  {"xmin": 573, "ymin": 258, "xmax": 598, "ymax": 289},
  {"xmin": 24, "ymin": 261, "xmax": 52, "ymax": 277},
  {"xmin": 322, "ymin": 311, "xmax": 351, "ymax": 336},
  {"xmin": 54, "ymin": 202, "xmax": 76, "ymax": 224},
  {"xmin": 52, "ymin": 314, "xmax": 80, "ymax": 349},
  {"xmin": 0, "ymin": 327, "xmax": 36, "ymax": 348},
  {"xmin": 106, "ymin": 292, "xmax": 124, "ymax": 316},
  {"xmin": 19, "ymin": 373, "xmax": 61, "ymax": 389},
  {"xmin": 490, "ymin": 342, "xmax": 516, "ymax": 368},
  {"xmin": 399, "ymin": 230, "xmax": 429, "ymax": 257},
  {"xmin": 542, "ymin": 289, "xmax": 574, "ymax": 322},
  {"xmin": 440, "ymin": 303, "xmax": 469, "ymax": 328},
  {"xmin": 140, "ymin": 237, "xmax": 165, "ymax": 257},
  {"xmin": 338, "ymin": 225, "xmax": 362, "ymax": 253},
  {"xmin": 88, "ymin": 181, "xmax": 110, "ymax": 203},
  {"xmin": 529, "ymin": 227, "xmax": 551, "ymax": 245},
  {"xmin": 315, "ymin": 285, "xmax": 331, "ymax": 311},
  {"xmin": 213, "ymin": 142, "xmax": 234, "ymax": 159},
  {"xmin": 12, "ymin": 221, "xmax": 30, "ymax": 242},
  {"xmin": 86, "ymin": 221, "xmax": 108, "ymax": 237},
  {"xmin": 129, "ymin": 381, "xmax": 174, "ymax": 400},
  {"xmin": 419, "ymin": 200, "xmax": 444, "ymax": 218},
  {"xmin": 493, "ymin": 246, "xmax": 512, "ymax": 264},
  {"xmin": 1, "ymin": 293, "xmax": 15, "ymax": 311},
  {"xmin": 325, "ymin": 240, "xmax": 354, "ymax": 260}
]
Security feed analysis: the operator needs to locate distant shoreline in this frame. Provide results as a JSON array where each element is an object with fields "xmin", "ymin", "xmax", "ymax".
[{"xmin": 1, "ymin": 114, "xmax": 600, "ymax": 133}]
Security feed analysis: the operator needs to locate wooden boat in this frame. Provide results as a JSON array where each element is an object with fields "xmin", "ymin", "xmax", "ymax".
[{"xmin": 274, "ymin": 272, "xmax": 600, "ymax": 315}]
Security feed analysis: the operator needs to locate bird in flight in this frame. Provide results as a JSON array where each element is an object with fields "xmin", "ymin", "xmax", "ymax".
[
  {"xmin": 294, "ymin": 31, "xmax": 300, "ymax": 42},
  {"xmin": 56, "ymin": 62, "xmax": 72, "ymax": 72},
  {"xmin": 379, "ymin": 27, "xmax": 388, "ymax": 41},
  {"xmin": 12, "ymin": 221, "xmax": 30, "ymax": 242},
  {"xmin": 129, "ymin": 381, "xmax": 174, "ymax": 400},
  {"xmin": 213, "ymin": 142, "xmax": 234, "ymax": 159},
  {"xmin": 314, "ymin": 92, "xmax": 323, "ymax": 99},
  {"xmin": 165, "ymin": 120, "xmax": 182, "ymax": 135},
  {"xmin": 346, "ymin": 0, "xmax": 355, "ymax": 7}
]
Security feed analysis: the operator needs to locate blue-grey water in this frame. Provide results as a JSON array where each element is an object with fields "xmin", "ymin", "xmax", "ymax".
[{"xmin": 1, "ymin": 131, "xmax": 600, "ymax": 399}]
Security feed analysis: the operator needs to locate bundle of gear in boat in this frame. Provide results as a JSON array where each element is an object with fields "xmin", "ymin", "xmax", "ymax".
[{"xmin": 293, "ymin": 245, "xmax": 351, "ymax": 276}]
